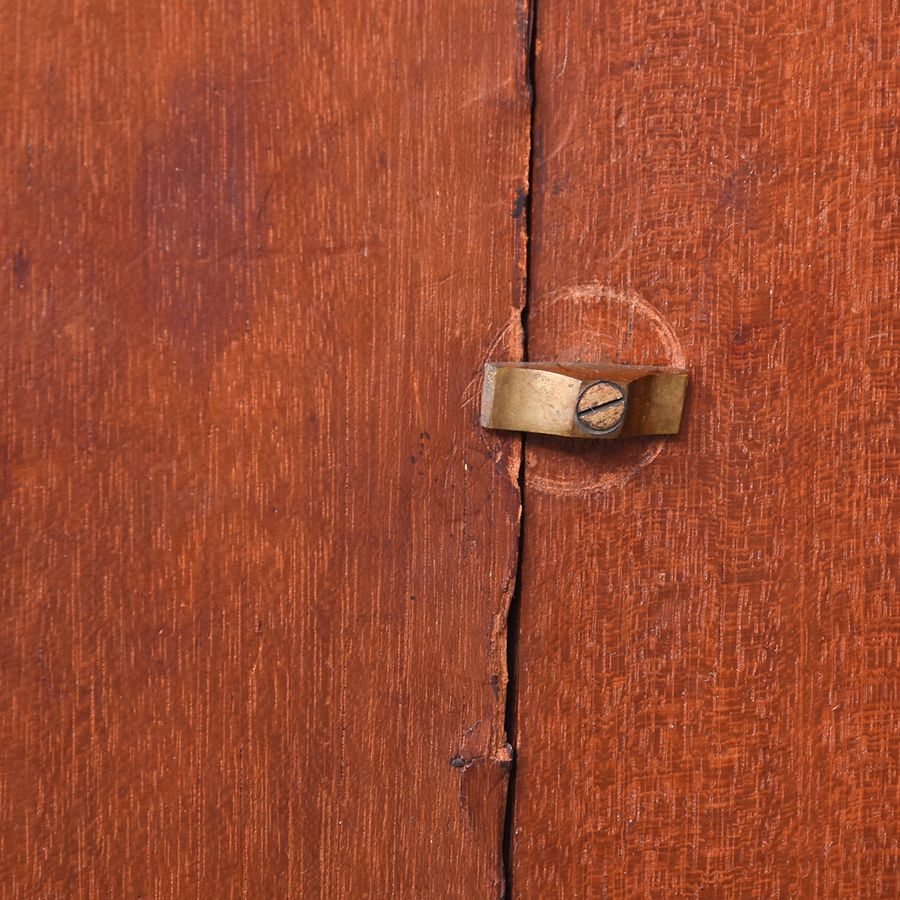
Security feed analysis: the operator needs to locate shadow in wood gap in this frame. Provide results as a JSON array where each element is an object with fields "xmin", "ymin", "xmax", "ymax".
[{"xmin": 501, "ymin": 0, "xmax": 538, "ymax": 896}]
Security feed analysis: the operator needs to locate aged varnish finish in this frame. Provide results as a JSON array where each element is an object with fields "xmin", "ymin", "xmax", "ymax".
[
  {"xmin": 1, "ymin": 1, "xmax": 530, "ymax": 895},
  {"xmin": 3, "ymin": 0, "xmax": 898, "ymax": 896},
  {"xmin": 509, "ymin": 0, "xmax": 898, "ymax": 896}
]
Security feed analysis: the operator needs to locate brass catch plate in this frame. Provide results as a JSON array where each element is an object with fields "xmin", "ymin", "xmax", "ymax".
[{"xmin": 481, "ymin": 362, "xmax": 688, "ymax": 439}]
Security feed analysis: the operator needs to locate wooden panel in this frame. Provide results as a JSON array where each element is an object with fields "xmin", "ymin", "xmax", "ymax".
[
  {"xmin": 511, "ymin": 0, "xmax": 897, "ymax": 896},
  {"xmin": 0, "ymin": 1, "xmax": 530, "ymax": 895}
]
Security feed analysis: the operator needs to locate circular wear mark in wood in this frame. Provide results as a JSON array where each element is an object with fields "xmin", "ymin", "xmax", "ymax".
[{"xmin": 526, "ymin": 284, "xmax": 686, "ymax": 497}]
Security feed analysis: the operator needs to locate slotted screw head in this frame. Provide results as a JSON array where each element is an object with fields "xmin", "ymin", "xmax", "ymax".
[{"xmin": 575, "ymin": 380, "xmax": 627, "ymax": 434}]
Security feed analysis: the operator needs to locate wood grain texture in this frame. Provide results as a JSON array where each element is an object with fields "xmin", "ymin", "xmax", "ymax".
[
  {"xmin": 0, "ymin": 1, "xmax": 531, "ymax": 896},
  {"xmin": 511, "ymin": 0, "xmax": 898, "ymax": 896}
]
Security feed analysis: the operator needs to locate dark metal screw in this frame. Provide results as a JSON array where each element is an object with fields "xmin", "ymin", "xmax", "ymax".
[{"xmin": 575, "ymin": 381, "xmax": 627, "ymax": 433}]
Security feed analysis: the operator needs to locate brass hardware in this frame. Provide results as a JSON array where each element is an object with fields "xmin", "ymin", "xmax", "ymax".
[{"xmin": 480, "ymin": 363, "xmax": 688, "ymax": 439}]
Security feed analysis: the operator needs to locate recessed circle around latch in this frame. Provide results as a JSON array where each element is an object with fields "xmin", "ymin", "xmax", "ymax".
[{"xmin": 525, "ymin": 283, "xmax": 687, "ymax": 497}]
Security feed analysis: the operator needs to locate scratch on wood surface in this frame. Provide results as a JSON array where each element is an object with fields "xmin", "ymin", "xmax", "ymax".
[{"xmin": 459, "ymin": 305, "xmax": 524, "ymax": 409}]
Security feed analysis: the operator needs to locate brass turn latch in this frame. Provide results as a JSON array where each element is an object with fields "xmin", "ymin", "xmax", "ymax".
[{"xmin": 481, "ymin": 363, "xmax": 688, "ymax": 439}]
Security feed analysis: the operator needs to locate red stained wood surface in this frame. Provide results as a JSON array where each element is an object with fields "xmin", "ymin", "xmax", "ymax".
[
  {"xmin": 510, "ymin": 0, "xmax": 898, "ymax": 896},
  {"xmin": 1, "ymin": 2, "xmax": 531, "ymax": 895}
]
